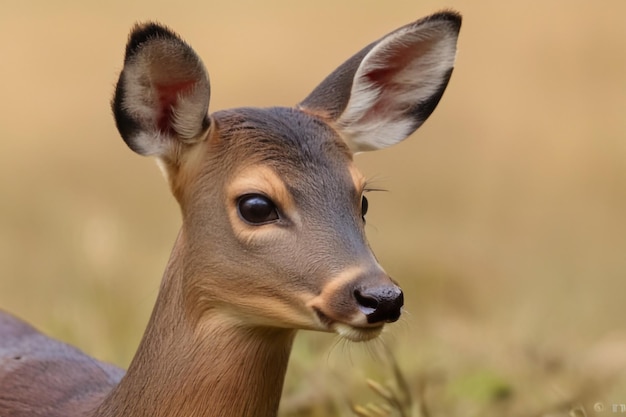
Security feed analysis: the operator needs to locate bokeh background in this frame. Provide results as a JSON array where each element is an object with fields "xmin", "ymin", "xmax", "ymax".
[{"xmin": 1, "ymin": 1, "xmax": 625, "ymax": 416}]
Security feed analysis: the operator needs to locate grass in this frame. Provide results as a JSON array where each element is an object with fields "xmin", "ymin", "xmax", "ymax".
[{"xmin": 2, "ymin": 1, "xmax": 626, "ymax": 416}]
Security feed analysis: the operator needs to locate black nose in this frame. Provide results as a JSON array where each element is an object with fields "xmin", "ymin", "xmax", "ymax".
[{"xmin": 354, "ymin": 285, "xmax": 404, "ymax": 324}]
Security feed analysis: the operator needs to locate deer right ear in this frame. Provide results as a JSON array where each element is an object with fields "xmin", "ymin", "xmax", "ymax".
[
  {"xmin": 298, "ymin": 12, "xmax": 461, "ymax": 153},
  {"xmin": 112, "ymin": 22, "xmax": 211, "ymax": 162}
]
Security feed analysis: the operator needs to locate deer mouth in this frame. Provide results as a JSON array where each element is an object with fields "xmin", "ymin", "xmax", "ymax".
[{"xmin": 312, "ymin": 307, "xmax": 384, "ymax": 342}]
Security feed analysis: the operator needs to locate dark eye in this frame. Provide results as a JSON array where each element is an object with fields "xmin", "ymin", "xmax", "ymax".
[
  {"xmin": 361, "ymin": 195, "xmax": 369, "ymax": 222},
  {"xmin": 237, "ymin": 194, "xmax": 279, "ymax": 225}
]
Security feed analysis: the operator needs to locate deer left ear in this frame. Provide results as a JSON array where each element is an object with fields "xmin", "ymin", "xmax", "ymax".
[{"xmin": 298, "ymin": 12, "xmax": 461, "ymax": 153}]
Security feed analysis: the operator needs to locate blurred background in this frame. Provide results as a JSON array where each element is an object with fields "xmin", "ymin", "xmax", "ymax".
[{"xmin": 1, "ymin": 1, "xmax": 625, "ymax": 416}]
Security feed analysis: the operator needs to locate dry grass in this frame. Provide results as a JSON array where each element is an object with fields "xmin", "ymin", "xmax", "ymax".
[{"xmin": 1, "ymin": 1, "xmax": 626, "ymax": 416}]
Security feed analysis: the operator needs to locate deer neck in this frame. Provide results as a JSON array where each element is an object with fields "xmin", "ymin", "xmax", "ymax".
[{"xmin": 93, "ymin": 231, "xmax": 296, "ymax": 417}]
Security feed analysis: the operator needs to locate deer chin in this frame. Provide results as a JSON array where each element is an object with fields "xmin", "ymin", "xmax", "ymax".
[{"xmin": 333, "ymin": 322, "xmax": 384, "ymax": 342}]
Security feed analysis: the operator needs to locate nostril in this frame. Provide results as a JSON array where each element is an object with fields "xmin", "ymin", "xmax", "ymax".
[
  {"xmin": 354, "ymin": 289, "xmax": 379, "ymax": 315},
  {"xmin": 354, "ymin": 285, "xmax": 403, "ymax": 324}
]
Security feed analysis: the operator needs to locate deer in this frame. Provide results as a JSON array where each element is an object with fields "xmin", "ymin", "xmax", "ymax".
[{"xmin": 0, "ymin": 10, "xmax": 461, "ymax": 417}]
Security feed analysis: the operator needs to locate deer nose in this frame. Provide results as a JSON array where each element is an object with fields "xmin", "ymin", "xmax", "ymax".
[{"xmin": 354, "ymin": 285, "xmax": 404, "ymax": 324}]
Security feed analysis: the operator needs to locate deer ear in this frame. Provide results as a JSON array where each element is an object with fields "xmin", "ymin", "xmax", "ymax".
[
  {"xmin": 112, "ymin": 22, "xmax": 211, "ymax": 161},
  {"xmin": 298, "ymin": 12, "xmax": 461, "ymax": 153}
]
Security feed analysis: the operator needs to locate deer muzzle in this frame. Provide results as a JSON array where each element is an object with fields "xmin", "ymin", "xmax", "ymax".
[{"xmin": 307, "ymin": 266, "xmax": 404, "ymax": 341}]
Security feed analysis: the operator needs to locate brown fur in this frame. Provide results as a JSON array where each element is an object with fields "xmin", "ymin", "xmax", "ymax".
[{"xmin": 0, "ymin": 312, "xmax": 123, "ymax": 417}]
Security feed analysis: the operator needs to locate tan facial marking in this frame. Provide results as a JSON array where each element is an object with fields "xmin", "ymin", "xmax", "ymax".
[
  {"xmin": 348, "ymin": 162, "xmax": 367, "ymax": 195},
  {"xmin": 307, "ymin": 266, "xmax": 366, "ymax": 324}
]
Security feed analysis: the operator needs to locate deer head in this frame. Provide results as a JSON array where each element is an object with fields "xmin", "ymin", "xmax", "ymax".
[{"xmin": 111, "ymin": 12, "xmax": 460, "ymax": 343}]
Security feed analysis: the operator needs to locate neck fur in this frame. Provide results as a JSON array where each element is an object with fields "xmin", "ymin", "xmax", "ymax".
[{"xmin": 92, "ymin": 232, "xmax": 296, "ymax": 417}]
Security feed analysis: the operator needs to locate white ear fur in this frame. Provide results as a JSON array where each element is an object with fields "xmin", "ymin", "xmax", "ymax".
[
  {"xmin": 299, "ymin": 12, "xmax": 461, "ymax": 153},
  {"xmin": 338, "ymin": 21, "xmax": 458, "ymax": 152}
]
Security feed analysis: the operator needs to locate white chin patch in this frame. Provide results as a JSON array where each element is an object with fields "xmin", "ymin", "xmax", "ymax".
[{"xmin": 334, "ymin": 323, "xmax": 383, "ymax": 342}]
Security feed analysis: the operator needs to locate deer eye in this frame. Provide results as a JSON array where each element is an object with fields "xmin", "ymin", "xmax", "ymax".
[
  {"xmin": 361, "ymin": 195, "xmax": 369, "ymax": 222},
  {"xmin": 237, "ymin": 194, "xmax": 280, "ymax": 225}
]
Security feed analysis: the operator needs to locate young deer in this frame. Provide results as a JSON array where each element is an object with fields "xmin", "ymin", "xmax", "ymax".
[{"xmin": 0, "ymin": 11, "xmax": 461, "ymax": 417}]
